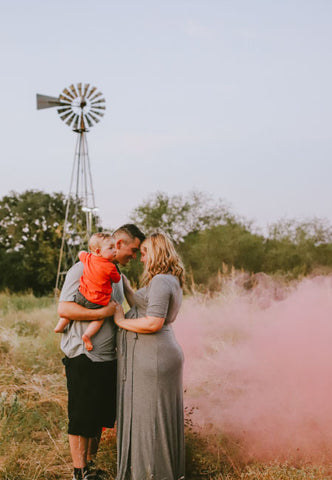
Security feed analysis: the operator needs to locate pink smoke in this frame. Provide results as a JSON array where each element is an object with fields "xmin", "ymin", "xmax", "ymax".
[{"xmin": 174, "ymin": 275, "xmax": 332, "ymax": 461}]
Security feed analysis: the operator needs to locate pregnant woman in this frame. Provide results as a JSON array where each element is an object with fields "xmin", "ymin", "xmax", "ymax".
[{"xmin": 114, "ymin": 233, "xmax": 185, "ymax": 480}]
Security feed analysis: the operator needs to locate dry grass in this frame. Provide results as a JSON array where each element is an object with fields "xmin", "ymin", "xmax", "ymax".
[{"xmin": 0, "ymin": 289, "xmax": 331, "ymax": 479}]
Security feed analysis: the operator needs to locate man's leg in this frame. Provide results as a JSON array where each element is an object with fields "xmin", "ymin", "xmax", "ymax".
[
  {"xmin": 69, "ymin": 433, "xmax": 106, "ymax": 479},
  {"xmin": 69, "ymin": 434, "xmax": 89, "ymax": 468},
  {"xmin": 63, "ymin": 355, "xmax": 116, "ymax": 477},
  {"xmin": 87, "ymin": 429, "xmax": 102, "ymax": 463},
  {"xmin": 64, "ymin": 355, "xmax": 103, "ymax": 478}
]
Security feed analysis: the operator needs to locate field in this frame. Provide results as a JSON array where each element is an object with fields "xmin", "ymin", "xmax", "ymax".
[{"xmin": 1, "ymin": 279, "xmax": 332, "ymax": 480}]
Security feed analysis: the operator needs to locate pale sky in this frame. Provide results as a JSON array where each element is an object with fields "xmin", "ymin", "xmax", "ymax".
[{"xmin": 0, "ymin": 0, "xmax": 331, "ymax": 232}]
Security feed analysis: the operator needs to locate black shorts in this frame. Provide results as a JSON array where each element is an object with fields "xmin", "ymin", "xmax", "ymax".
[{"xmin": 63, "ymin": 354, "xmax": 117, "ymax": 437}]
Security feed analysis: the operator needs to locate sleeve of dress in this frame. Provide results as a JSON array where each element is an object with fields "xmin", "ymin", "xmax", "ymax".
[
  {"xmin": 109, "ymin": 263, "xmax": 121, "ymax": 283},
  {"xmin": 146, "ymin": 275, "xmax": 172, "ymax": 318}
]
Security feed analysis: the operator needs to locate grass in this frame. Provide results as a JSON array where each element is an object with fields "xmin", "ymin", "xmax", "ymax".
[{"xmin": 0, "ymin": 290, "xmax": 331, "ymax": 479}]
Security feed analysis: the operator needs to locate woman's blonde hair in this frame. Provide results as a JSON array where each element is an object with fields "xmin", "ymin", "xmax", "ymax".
[{"xmin": 140, "ymin": 233, "xmax": 185, "ymax": 287}]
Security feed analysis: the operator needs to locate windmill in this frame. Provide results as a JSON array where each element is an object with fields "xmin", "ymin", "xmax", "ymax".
[{"xmin": 36, "ymin": 83, "xmax": 106, "ymax": 292}]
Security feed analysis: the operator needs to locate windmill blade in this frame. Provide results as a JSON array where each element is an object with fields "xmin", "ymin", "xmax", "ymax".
[
  {"xmin": 66, "ymin": 112, "xmax": 76, "ymax": 126},
  {"xmin": 90, "ymin": 105, "xmax": 106, "ymax": 110},
  {"xmin": 86, "ymin": 112, "xmax": 98, "ymax": 126},
  {"xmin": 86, "ymin": 86, "xmax": 97, "ymax": 99},
  {"xmin": 90, "ymin": 109, "xmax": 104, "ymax": 118},
  {"xmin": 77, "ymin": 83, "xmax": 82, "ymax": 96},
  {"xmin": 62, "ymin": 88, "xmax": 75, "ymax": 100},
  {"xmin": 89, "ymin": 91, "xmax": 103, "ymax": 102},
  {"xmin": 84, "ymin": 114, "xmax": 94, "ymax": 128},
  {"xmin": 59, "ymin": 94, "xmax": 73, "ymax": 104},
  {"xmin": 72, "ymin": 114, "xmax": 80, "ymax": 130},
  {"xmin": 69, "ymin": 84, "xmax": 79, "ymax": 98},
  {"xmin": 91, "ymin": 98, "xmax": 106, "ymax": 106},
  {"xmin": 91, "ymin": 108, "xmax": 105, "ymax": 117},
  {"xmin": 83, "ymin": 83, "xmax": 90, "ymax": 97},
  {"xmin": 59, "ymin": 110, "xmax": 73, "ymax": 122},
  {"xmin": 57, "ymin": 106, "xmax": 72, "ymax": 115},
  {"xmin": 36, "ymin": 94, "xmax": 62, "ymax": 109},
  {"xmin": 88, "ymin": 112, "xmax": 100, "ymax": 124},
  {"xmin": 91, "ymin": 107, "xmax": 104, "ymax": 115}
]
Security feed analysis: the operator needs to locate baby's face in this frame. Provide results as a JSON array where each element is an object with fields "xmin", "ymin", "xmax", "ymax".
[{"xmin": 100, "ymin": 240, "xmax": 117, "ymax": 261}]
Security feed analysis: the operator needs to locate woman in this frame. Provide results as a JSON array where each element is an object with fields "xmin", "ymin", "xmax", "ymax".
[{"xmin": 114, "ymin": 233, "xmax": 185, "ymax": 480}]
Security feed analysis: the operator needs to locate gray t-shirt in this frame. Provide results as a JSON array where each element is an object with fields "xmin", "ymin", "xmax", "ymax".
[{"xmin": 59, "ymin": 262, "xmax": 124, "ymax": 362}]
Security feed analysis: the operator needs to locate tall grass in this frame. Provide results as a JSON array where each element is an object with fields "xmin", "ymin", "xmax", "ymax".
[{"xmin": 0, "ymin": 289, "xmax": 331, "ymax": 479}]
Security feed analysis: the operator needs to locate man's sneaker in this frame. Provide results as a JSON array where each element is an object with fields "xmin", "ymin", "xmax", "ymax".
[
  {"xmin": 87, "ymin": 460, "xmax": 108, "ymax": 479},
  {"xmin": 72, "ymin": 466, "xmax": 103, "ymax": 480}
]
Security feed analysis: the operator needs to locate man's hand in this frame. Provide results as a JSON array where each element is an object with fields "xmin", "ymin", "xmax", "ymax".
[
  {"xmin": 58, "ymin": 300, "xmax": 118, "ymax": 321},
  {"xmin": 101, "ymin": 300, "xmax": 118, "ymax": 318}
]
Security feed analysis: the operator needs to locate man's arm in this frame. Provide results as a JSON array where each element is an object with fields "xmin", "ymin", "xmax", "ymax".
[
  {"xmin": 58, "ymin": 261, "xmax": 118, "ymax": 321},
  {"xmin": 58, "ymin": 301, "xmax": 117, "ymax": 321}
]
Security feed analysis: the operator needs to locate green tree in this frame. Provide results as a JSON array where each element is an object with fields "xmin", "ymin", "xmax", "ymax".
[
  {"xmin": 125, "ymin": 191, "xmax": 234, "ymax": 285},
  {"xmin": 0, "ymin": 190, "xmax": 67, "ymax": 295},
  {"xmin": 130, "ymin": 191, "xmax": 233, "ymax": 243},
  {"xmin": 263, "ymin": 218, "xmax": 332, "ymax": 275},
  {"xmin": 128, "ymin": 191, "xmax": 266, "ymax": 287},
  {"xmin": 178, "ymin": 222, "xmax": 265, "ymax": 287}
]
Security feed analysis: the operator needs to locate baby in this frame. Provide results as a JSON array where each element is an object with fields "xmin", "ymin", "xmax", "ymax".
[{"xmin": 55, "ymin": 232, "xmax": 121, "ymax": 351}]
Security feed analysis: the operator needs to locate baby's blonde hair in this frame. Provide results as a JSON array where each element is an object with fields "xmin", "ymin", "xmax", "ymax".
[
  {"xmin": 140, "ymin": 233, "xmax": 185, "ymax": 287},
  {"xmin": 88, "ymin": 232, "xmax": 114, "ymax": 253}
]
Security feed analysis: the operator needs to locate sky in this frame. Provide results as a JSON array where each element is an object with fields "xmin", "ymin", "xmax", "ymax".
[{"xmin": 0, "ymin": 0, "xmax": 331, "ymax": 233}]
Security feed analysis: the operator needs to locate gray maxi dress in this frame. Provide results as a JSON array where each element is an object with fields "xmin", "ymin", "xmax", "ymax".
[{"xmin": 116, "ymin": 273, "xmax": 185, "ymax": 480}]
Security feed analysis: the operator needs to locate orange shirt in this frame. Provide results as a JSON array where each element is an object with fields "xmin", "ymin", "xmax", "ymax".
[{"xmin": 78, "ymin": 251, "xmax": 121, "ymax": 305}]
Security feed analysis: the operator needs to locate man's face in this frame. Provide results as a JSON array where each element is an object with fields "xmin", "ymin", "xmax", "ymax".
[{"xmin": 114, "ymin": 236, "xmax": 141, "ymax": 266}]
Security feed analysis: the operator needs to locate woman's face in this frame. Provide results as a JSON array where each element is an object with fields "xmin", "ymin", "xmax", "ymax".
[{"xmin": 140, "ymin": 245, "xmax": 148, "ymax": 264}]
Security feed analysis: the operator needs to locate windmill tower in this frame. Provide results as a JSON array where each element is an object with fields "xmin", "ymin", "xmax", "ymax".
[{"xmin": 36, "ymin": 83, "xmax": 106, "ymax": 292}]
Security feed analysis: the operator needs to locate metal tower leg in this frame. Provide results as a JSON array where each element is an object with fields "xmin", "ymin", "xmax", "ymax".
[{"xmin": 55, "ymin": 131, "xmax": 99, "ymax": 294}]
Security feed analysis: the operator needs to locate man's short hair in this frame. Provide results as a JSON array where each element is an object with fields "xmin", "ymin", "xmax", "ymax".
[{"xmin": 113, "ymin": 224, "xmax": 145, "ymax": 243}]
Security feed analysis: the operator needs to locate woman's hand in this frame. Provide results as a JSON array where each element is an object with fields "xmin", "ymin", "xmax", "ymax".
[
  {"xmin": 114, "ymin": 304, "xmax": 125, "ymax": 327},
  {"xmin": 121, "ymin": 274, "xmax": 136, "ymax": 307},
  {"xmin": 122, "ymin": 274, "xmax": 130, "ymax": 289},
  {"xmin": 114, "ymin": 310, "xmax": 165, "ymax": 333}
]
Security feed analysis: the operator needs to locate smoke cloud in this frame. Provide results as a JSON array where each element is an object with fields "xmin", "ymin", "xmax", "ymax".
[{"xmin": 174, "ymin": 275, "xmax": 332, "ymax": 461}]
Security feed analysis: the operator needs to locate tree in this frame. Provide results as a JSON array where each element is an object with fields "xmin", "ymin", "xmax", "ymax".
[
  {"xmin": 0, "ymin": 190, "xmax": 67, "ymax": 295},
  {"xmin": 130, "ymin": 191, "xmax": 233, "ymax": 243},
  {"xmin": 123, "ymin": 191, "xmax": 234, "ymax": 285},
  {"xmin": 178, "ymin": 222, "xmax": 265, "ymax": 286},
  {"xmin": 263, "ymin": 218, "xmax": 332, "ymax": 275}
]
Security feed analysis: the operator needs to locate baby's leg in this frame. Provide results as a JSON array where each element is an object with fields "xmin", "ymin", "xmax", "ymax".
[
  {"xmin": 82, "ymin": 319, "xmax": 104, "ymax": 351},
  {"xmin": 54, "ymin": 317, "xmax": 70, "ymax": 333}
]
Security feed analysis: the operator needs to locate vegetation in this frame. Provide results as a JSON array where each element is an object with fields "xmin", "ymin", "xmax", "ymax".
[
  {"xmin": 0, "ymin": 291, "xmax": 331, "ymax": 479},
  {"xmin": 1, "ymin": 190, "xmax": 331, "ymax": 477},
  {"xmin": 127, "ymin": 192, "xmax": 332, "ymax": 288},
  {"xmin": 1, "ymin": 189, "xmax": 332, "ymax": 294},
  {"xmin": 0, "ymin": 190, "xmax": 100, "ymax": 296}
]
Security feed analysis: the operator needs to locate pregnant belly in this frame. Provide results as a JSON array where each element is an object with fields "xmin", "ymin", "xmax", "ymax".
[{"xmin": 134, "ymin": 327, "xmax": 183, "ymax": 378}]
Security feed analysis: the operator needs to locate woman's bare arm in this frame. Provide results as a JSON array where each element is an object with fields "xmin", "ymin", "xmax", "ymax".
[
  {"xmin": 122, "ymin": 274, "xmax": 136, "ymax": 307},
  {"xmin": 57, "ymin": 301, "xmax": 117, "ymax": 321},
  {"xmin": 114, "ymin": 304, "xmax": 164, "ymax": 333}
]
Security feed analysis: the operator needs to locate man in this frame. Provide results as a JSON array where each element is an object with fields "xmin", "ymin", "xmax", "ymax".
[{"xmin": 58, "ymin": 224, "xmax": 145, "ymax": 480}]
